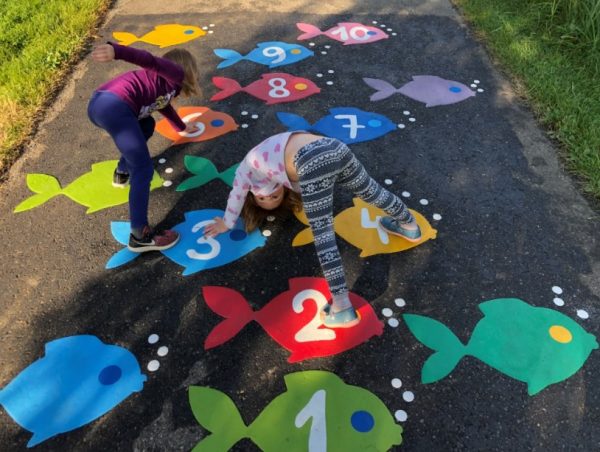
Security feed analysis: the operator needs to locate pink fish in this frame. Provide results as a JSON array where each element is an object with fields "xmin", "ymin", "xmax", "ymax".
[{"xmin": 297, "ymin": 22, "xmax": 388, "ymax": 45}]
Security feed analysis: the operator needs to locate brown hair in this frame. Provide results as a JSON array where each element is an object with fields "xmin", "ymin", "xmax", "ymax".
[
  {"xmin": 162, "ymin": 48, "xmax": 202, "ymax": 97},
  {"xmin": 241, "ymin": 188, "xmax": 303, "ymax": 231}
]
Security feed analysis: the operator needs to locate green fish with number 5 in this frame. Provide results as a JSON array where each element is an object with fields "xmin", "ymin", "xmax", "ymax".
[{"xmin": 188, "ymin": 370, "xmax": 402, "ymax": 451}]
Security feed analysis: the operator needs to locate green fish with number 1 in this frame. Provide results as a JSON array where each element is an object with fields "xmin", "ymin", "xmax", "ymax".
[{"xmin": 188, "ymin": 370, "xmax": 402, "ymax": 451}]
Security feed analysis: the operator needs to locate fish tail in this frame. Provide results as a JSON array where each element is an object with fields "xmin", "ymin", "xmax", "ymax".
[
  {"xmin": 176, "ymin": 156, "xmax": 219, "ymax": 191},
  {"xmin": 218, "ymin": 162, "xmax": 240, "ymax": 187},
  {"xmin": 214, "ymin": 49, "xmax": 243, "ymax": 69},
  {"xmin": 189, "ymin": 386, "xmax": 249, "ymax": 452},
  {"xmin": 210, "ymin": 77, "xmax": 243, "ymax": 101},
  {"xmin": 403, "ymin": 314, "xmax": 466, "ymax": 384},
  {"xmin": 13, "ymin": 173, "xmax": 62, "ymax": 212},
  {"xmin": 203, "ymin": 286, "xmax": 255, "ymax": 349},
  {"xmin": 111, "ymin": 31, "xmax": 139, "ymax": 46},
  {"xmin": 296, "ymin": 22, "xmax": 322, "ymax": 40},
  {"xmin": 276, "ymin": 112, "xmax": 311, "ymax": 131},
  {"xmin": 363, "ymin": 78, "xmax": 399, "ymax": 101}
]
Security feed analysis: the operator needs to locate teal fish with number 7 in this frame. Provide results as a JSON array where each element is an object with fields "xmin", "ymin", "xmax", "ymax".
[{"xmin": 188, "ymin": 370, "xmax": 402, "ymax": 452}]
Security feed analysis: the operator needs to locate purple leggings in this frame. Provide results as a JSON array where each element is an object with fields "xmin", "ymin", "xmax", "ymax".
[{"xmin": 87, "ymin": 91, "xmax": 155, "ymax": 229}]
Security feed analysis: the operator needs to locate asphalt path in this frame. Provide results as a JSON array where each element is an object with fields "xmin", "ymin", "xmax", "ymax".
[{"xmin": 1, "ymin": 1, "xmax": 599, "ymax": 451}]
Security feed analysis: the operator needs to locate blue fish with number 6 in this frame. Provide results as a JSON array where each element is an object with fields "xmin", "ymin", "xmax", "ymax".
[
  {"xmin": 277, "ymin": 107, "xmax": 398, "ymax": 144},
  {"xmin": 214, "ymin": 41, "xmax": 314, "ymax": 69}
]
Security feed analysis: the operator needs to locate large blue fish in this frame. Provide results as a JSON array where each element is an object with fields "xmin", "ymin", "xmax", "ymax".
[
  {"xmin": 277, "ymin": 107, "xmax": 398, "ymax": 144},
  {"xmin": 0, "ymin": 335, "xmax": 146, "ymax": 447},
  {"xmin": 214, "ymin": 41, "xmax": 314, "ymax": 69},
  {"xmin": 106, "ymin": 209, "xmax": 266, "ymax": 276}
]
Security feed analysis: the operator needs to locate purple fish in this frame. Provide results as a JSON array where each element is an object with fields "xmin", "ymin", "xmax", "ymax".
[{"xmin": 363, "ymin": 76, "xmax": 476, "ymax": 107}]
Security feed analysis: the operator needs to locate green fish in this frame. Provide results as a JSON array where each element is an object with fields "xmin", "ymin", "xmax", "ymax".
[
  {"xmin": 176, "ymin": 156, "xmax": 239, "ymax": 192},
  {"xmin": 14, "ymin": 160, "xmax": 163, "ymax": 214},
  {"xmin": 188, "ymin": 370, "xmax": 403, "ymax": 451},
  {"xmin": 404, "ymin": 298, "xmax": 598, "ymax": 395}
]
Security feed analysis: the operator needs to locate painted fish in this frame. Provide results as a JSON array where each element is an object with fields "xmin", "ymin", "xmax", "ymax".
[
  {"xmin": 203, "ymin": 277, "xmax": 384, "ymax": 363},
  {"xmin": 277, "ymin": 107, "xmax": 397, "ymax": 144},
  {"xmin": 189, "ymin": 370, "xmax": 403, "ymax": 451},
  {"xmin": 404, "ymin": 298, "xmax": 599, "ymax": 395},
  {"xmin": 176, "ymin": 156, "xmax": 239, "ymax": 192},
  {"xmin": 13, "ymin": 160, "xmax": 163, "ymax": 214},
  {"xmin": 364, "ymin": 76, "xmax": 476, "ymax": 106},
  {"xmin": 0, "ymin": 335, "xmax": 146, "ymax": 447},
  {"xmin": 155, "ymin": 106, "xmax": 238, "ymax": 145},
  {"xmin": 106, "ymin": 209, "xmax": 265, "ymax": 276},
  {"xmin": 297, "ymin": 22, "xmax": 389, "ymax": 45},
  {"xmin": 211, "ymin": 73, "xmax": 320, "ymax": 105},
  {"xmin": 214, "ymin": 41, "xmax": 313, "ymax": 69},
  {"xmin": 293, "ymin": 198, "xmax": 437, "ymax": 257},
  {"xmin": 112, "ymin": 24, "xmax": 206, "ymax": 48}
]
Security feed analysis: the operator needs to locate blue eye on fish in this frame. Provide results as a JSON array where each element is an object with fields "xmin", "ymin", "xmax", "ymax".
[
  {"xmin": 214, "ymin": 41, "xmax": 314, "ymax": 69},
  {"xmin": 0, "ymin": 335, "xmax": 146, "ymax": 447}
]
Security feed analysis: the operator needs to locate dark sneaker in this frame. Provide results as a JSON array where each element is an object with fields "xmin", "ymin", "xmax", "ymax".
[
  {"xmin": 128, "ymin": 226, "xmax": 180, "ymax": 253},
  {"xmin": 380, "ymin": 216, "xmax": 422, "ymax": 242},
  {"xmin": 112, "ymin": 169, "xmax": 130, "ymax": 188}
]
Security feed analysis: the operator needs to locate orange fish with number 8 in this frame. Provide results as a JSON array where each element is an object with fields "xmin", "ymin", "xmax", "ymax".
[
  {"xmin": 202, "ymin": 277, "xmax": 383, "ymax": 363},
  {"xmin": 211, "ymin": 73, "xmax": 321, "ymax": 105}
]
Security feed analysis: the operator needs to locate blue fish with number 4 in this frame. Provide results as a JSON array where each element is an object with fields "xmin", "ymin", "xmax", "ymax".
[
  {"xmin": 277, "ymin": 107, "xmax": 398, "ymax": 144},
  {"xmin": 214, "ymin": 41, "xmax": 314, "ymax": 69}
]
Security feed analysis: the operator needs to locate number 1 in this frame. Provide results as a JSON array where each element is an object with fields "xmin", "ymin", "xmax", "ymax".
[{"xmin": 295, "ymin": 389, "xmax": 327, "ymax": 452}]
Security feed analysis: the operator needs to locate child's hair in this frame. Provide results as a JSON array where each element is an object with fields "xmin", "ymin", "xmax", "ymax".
[
  {"xmin": 162, "ymin": 48, "xmax": 201, "ymax": 97},
  {"xmin": 241, "ymin": 188, "xmax": 303, "ymax": 231}
]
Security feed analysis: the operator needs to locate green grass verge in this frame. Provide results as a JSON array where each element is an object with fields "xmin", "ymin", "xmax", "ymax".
[
  {"xmin": 0, "ymin": 0, "xmax": 113, "ymax": 177},
  {"xmin": 453, "ymin": 0, "xmax": 600, "ymax": 198}
]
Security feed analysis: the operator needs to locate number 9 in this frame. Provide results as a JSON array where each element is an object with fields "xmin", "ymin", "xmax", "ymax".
[{"xmin": 262, "ymin": 46, "xmax": 286, "ymax": 64}]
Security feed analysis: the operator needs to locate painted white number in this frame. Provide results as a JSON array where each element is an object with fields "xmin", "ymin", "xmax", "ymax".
[
  {"xmin": 330, "ymin": 26, "xmax": 349, "ymax": 41},
  {"xmin": 333, "ymin": 114, "xmax": 365, "ymax": 139},
  {"xmin": 268, "ymin": 78, "xmax": 291, "ymax": 98},
  {"xmin": 179, "ymin": 113, "xmax": 206, "ymax": 138},
  {"xmin": 186, "ymin": 220, "xmax": 221, "ymax": 260},
  {"xmin": 330, "ymin": 25, "xmax": 371, "ymax": 41},
  {"xmin": 295, "ymin": 390, "xmax": 327, "ymax": 452},
  {"xmin": 262, "ymin": 46, "xmax": 286, "ymax": 64},
  {"xmin": 293, "ymin": 289, "xmax": 336, "ymax": 343},
  {"xmin": 361, "ymin": 208, "xmax": 389, "ymax": 244}
]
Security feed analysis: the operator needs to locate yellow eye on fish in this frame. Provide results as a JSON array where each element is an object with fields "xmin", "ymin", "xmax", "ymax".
[{"xmin": 112, "ymin": 24, "xmax": 207, "ymax": 48}]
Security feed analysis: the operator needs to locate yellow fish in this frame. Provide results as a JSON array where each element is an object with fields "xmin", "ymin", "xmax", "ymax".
[
  {"xmin": 293, "ymin": 198, "xmax": 437, "ymax": 257},
  {"xmin": 112, "ymin": 24, "xmax": 206, "ymax": 48}
]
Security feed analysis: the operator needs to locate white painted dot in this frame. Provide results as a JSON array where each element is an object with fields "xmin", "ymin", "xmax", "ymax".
[
  {"xmin": 162, "ymin": 180, "xmax": 173, "ymax": 187},
  {"xmin": 326, "ymin": 81, "xmax": 334, "ymax": 85},
  {"xmin": 433, "ymin": 213, "xmax": 442, "ymax": 221},
  {"xmin": 474, "ymin": 79, "xmax": 480, "ymax": 84},
  {"xmin": 577, "ymin": 309, "xmax": 589, "ymax": 319},
  {"xmin": 202, "ymin": 26, "xmax": 208, "ymax": 30},
  {"xmin": 477, "ymin": 88, "xmax": 484, "ymax": 93},
  {"xmin": 321, "ymin": 51, "xmax": 327, "ymax": 55},
  {"xmin": 241, "ymin": 111, "xmax": 248, "ymax": 115},
  {"xmin": 403, "ymin": 110, "xmax": 410, "ymax": 115},
  {"xmin": 391, "ymin": 378, "xmax": 402, "ymax": 388},
  {"xmin": 266, "ymin": 215, "xmax": 276, "ymax": 222},
  {"xmin": 382, "ymin": 308, "xmax": 393, "ymax": 317},
  {"xmin": 408, "ymin": 117, "xmax": 416, "ymax": 122},
  {"xmin": 419, "ymin": 199, "xmax": 429, "ymax": 205},
  {"xmin": 380, "ymin": 24, "xmax": 386, "ymax": 28},
  {"xmin": 262, "ymin": 229, "xmax": 272, "ymax": 237},
  {"xmin": 324, "ymin": 45, "xmax": 331, "ymax": 49},
  {"xmin": 387, "ymin": 28, "xmax": 393, "ymax": 32},
  {"xmin": 403, "ymin": 391, "xmax": 415, "ymax": 402},
  {"xmin": 402, "ymin": 191, "xmax": 411, "ymax": 198},
  {"xmin": 309, "ymin": 42, "xmax": 316, "ymax": 47},
  {"xmin": 158, "ymin": 158, "xmax": 166, "ymax": 164},
  {"xmin": 397, "ymin": 124, "xmax": 406, "ymax": 129},
  {"xmin": 392, "ymin": 32, "xmax": 397, "ymax": 36},
  {"xmin": 327, "ymin": 69, "xmax": 334, "ymax": 74},
  {"xmin": 553, "ymin": 297, "xmax": 565, "ymax": 306},
  {"xmin": 388, "ymin": 318, "xmax": 399, "ymax": 328},
  {"xmin": 471, "ymin": 84, "xmax": 477, "ymax": 88},
  {"xmin": 165, "ymin": 167, "xmax": 174, "ymax": 174},
  {"xmin": 251, "ymin": 114, "xmax": 259, "ymax": 119},
  {"xmin": 372, "ymin": 21, "xmax": 378, "ymax": 24},
  {"xmin": 157, "ymin": 346, "xmax": 169, "ymax": 357},
  {"xmin": 147, "ymin": 360, "xmax": 160, "ymax": 372},
  {"xmin": 395, "ymin": 410, "xmax": 408, "ymax": 422},
  {"xmin": 241, "ymin": 123, "xmax": 249, "ymax": 128},
  {"xmin": 552, "ymin": 286, "xmax": 563, "ymax": 295},
  {"xmin": 395, "ymin": 298, "xmax": 406, "ymax": 307},
  {"xmin": 208, "ymin": 30, "xmax": 214, "ymax": 34},
  {"xmin": 148, "ymin": 334, "xmax": 159, "ymax": 344},
  {"xmin": 316, "ymin": 73, "xmax": 323, "ymax": 77},
  {"xmin": 384, "ymin": 179, "xmax": 393, "ymax": 185}
]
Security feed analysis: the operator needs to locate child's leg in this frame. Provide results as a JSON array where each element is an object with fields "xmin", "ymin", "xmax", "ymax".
[{"xmin": 117, "ymin": 116, "xmax": 155, "ymax": 174}]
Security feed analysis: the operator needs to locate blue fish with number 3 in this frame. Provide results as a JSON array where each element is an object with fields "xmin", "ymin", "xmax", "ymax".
[
  {"xmin": 277, "ymin": 107, "xmax": 398, "ymax": 144},
  {"xmin": 106, "ymin": 209, "xmax": 266, "ymax": 276},
  {"xmin": 214, "ymin": 41, "xmax": 314, "ymax": 69}
]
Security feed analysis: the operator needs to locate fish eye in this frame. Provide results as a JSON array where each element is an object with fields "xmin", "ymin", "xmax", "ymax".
[
  {"xmin": 211, "ymin": 119, "xmax": 225, "ymax": 127},
  {"xmin": 367, "ymin": 31, "xmax": 377, "ymax": 36},
  {"xmin": 449, "ymin": 86, "xmax": 462, "ymax": 93},
  {"xmin": 295, "ymin": 83, "xmax": 308, "ymax": 91},
  {"xmin": 549, "ymin": 325, "xmax": 573, "ymax": 343},
  {"xmin": 98, "ymin": 365, "xmax": 122, "ymax": 385},
  {"xmin": 367, "ymin": 119, "xmax": 382, "ymax": 128},
  {"xmin": 351, "ymin": 410, "xmax": 375, "ymax": 433},
  {"xmin": 229, "ymin": 229, "xmax": 247, "ymax": 241},
  {"xmin": 291, "ymin": 49, "xmax": 302, "ymax": 54},
  {"xmin": 184, "ymin": 29, "xmax": 194, "ymax": 35}
]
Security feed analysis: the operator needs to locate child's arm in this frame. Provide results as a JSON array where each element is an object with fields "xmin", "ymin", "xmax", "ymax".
[{"xmin": 158, "ymin": 104, "xmax": 186, "ymax": 132}]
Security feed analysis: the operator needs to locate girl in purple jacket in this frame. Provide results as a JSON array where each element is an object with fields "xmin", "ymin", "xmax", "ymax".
[{"xmin": 88, "ymin": 42, "xmax": 201, "ymax": 252}]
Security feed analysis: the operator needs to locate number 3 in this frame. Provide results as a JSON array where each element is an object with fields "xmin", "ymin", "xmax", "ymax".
[{"xmin": 186, "ymin": 220, "xmax": 221, "ymax": 260}]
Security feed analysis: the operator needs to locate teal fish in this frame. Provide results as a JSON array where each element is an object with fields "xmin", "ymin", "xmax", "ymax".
[
  {"xmin": 404, "ymin": 298, "xmax": 598, "ymax": 395},
  {"xmin": 188, "ymin": 370, "xmax": 402, "ymax": 451},
  {"xmin": 176, "ymin": 156, "xmax": 239, "ymax": 192},
  {"xmin": 14, "ymin": 160, "xmax": 163, "ymax": 214}
]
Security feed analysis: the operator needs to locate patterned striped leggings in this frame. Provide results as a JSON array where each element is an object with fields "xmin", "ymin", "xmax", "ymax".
[{"xmin": 294, "ymin": 137, "xmax": 413, "ymax": 297}]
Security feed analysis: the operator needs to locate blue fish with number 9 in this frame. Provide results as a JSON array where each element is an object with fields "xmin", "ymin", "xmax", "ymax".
[
  {"xmin": 277, "ymin": 107, "xmax": 398, "ymax": 144},
  {"xmin": 106, "ymin": 209, "xmax": 266, "ymax": 275},
  {"xmin": 214, "ymin": 41, "xmax": 314, "ymax": 69}
]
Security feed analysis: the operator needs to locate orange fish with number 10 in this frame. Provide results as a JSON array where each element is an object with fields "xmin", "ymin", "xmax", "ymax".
[
  {"xmin": 202, "ymin": 277, "xmax": 384, "ymax": 363},
  {"xmin": 155, "ymin": 106, "xmax": 238, "ymax": 145}
]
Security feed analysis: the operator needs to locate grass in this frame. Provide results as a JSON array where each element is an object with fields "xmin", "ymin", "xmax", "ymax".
[
  {"xmin": 452, "ymin": 0, "xmax": 600, "ymax": 198},
  {"xmin": 0, "ymin": 0, "xmax": 113, "ymax": 178}
]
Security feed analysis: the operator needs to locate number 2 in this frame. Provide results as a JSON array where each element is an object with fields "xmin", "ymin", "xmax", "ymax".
[{"xmin": 293, "ymin": 289, "xmax": 336, "ymax": 343}]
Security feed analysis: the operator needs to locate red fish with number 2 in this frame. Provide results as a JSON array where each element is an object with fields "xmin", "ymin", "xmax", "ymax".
[{"xmin": 202, "ymin": 277, "xmax": 384, "ymax": 363}]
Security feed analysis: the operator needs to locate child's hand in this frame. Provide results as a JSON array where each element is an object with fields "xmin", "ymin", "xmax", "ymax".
[
  {"xmin": 204, "ymin": 217, "xmax": 229, "ymax": 238},
  {"xmin": 91, "ymin": 44, "xmax": 115, "ymax": 62},
  {"xmin": 180, "ymin": 123, "xmax": 200, "ymax": 135}
]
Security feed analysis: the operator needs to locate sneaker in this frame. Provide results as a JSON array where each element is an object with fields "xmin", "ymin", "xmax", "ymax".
[
  {"xmin": 112, "ymin": 169, "xmax": 130, "ymax": 188},
  {"xmin": 128, "ymin": 226, "xmax": 180, "ymax": 253},
  {"xmin": 322, "ymin": 306, "xmax": 360, "ymax": 329},
  {"xmin": 380, "ymin": 216, "xmax": 422, "ymax": 242}
]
